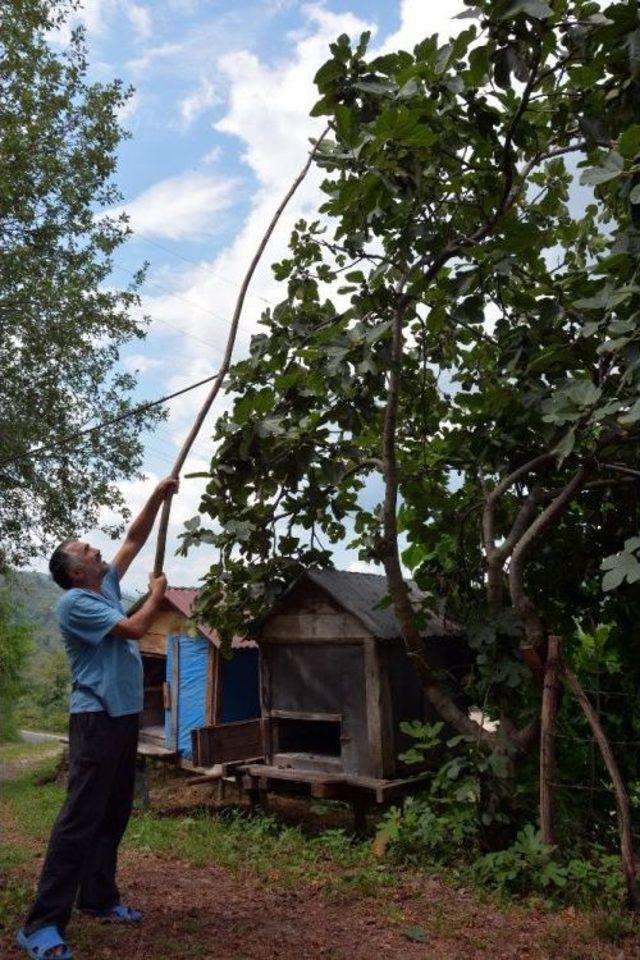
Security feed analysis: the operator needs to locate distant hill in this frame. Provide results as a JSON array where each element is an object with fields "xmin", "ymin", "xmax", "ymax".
[
  {"xmin": 1, "ymin": 569, "xmax": 136, "ymax": 651},
  {"xmin": 1, "ymin": 570, "xmax": 63, "ymax": 651}
]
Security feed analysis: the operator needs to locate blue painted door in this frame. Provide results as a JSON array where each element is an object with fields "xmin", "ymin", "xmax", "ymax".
[
  {"xmin": 165, "ymin": 635, "xmax": 208, "ymax": 756},
  {"xmin": 219, "ymin": 648, "xmax": 260, "ymax": 723}
]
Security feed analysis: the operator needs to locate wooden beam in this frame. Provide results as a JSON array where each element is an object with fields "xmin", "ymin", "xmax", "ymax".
[
  {"xmin": 267, "ymin": 709, "xmax": 342, "ymax": 723},
  {"xmin": 259, "ymin": 635, "xmax": 363, "ymax": 646},
  {"xmin": 205, "ymin": 644, "xmax": 215, "ymax": 726},
  {"xmin": 260, "ymin": 650, "xmax": 273, "ymax": 762},
  {"xmin": 363, "ymin": 638, "xmax": 395, "ymax": 779},
  {"xmin": 170, "ymin": 635, "xmax": 180, "ymax": 752}
]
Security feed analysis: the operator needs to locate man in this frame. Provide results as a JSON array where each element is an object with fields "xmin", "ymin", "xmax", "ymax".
[{"xmin": 17, "ymin": 476, "xmax": 179, "ymax": 960}]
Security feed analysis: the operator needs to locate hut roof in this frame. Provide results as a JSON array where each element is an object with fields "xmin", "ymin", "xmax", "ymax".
[
  {"xmin": 288, "ymin": 568, "xmax": 463, "ymax": 640},
  {"xmin": 130, "ymin": 587, "xmax": 255, "ymax": 649}
]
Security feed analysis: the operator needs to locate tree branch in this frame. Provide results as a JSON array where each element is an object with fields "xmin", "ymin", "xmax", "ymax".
[{"xmin": 508, "ymin": 466, "xmax": 590, "ymax": 652}]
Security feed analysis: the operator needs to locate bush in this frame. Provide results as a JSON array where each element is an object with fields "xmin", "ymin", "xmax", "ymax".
[
  {"xmin": 18, "ymin": 648, "xmax": 70, "ymax": 733},
  {"xmin": 0, "ymin": 583, "xmax": 33, "ymax": 741},
  {"xmin": 377, "ymin": 795, "xmax": 480, "ymax": 866},
  {"xmin": 472, "ymin": 825, "xmax": 625, "ymax": 906}
]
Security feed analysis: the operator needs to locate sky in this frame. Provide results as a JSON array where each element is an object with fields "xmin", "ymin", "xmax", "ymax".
[{"xmin": 38, "ymin": 0, "xmax": 469, "ymax": 595}]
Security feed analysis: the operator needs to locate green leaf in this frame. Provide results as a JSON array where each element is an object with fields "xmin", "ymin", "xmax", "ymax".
[
  {"xmin": 467, "ymin": 45, "xmax": 489, "ymax": 85},
  {"xmin": 404, "ymin": 927, "xmax": 428, "ymax": 943},
  {"xmin": 314, "ymin": 59, "xmax": 344, "ymax": 88},
  {"xmin": 601, "ymin": 551, "xmax": 640, "ymax": 591},
  {"xmin": 502, "ymin": 0, "xmax": 553, "ymax": 19},
  {"xmin": 335, "ymin": 104, "xmax": 358, "ymax": 146},
  {"xmin": 352, "ymin": 79, "xmax": 396, "ymax": 97},
  {"xmin": 580, "ymin": 152, "xmax": 624, "ymax": 187},
  {"xmin": 553, "ymin": 428, "xmax": 575, "ymax": 464},
  {"xmin": 402, "ymin": 542, "xmax": 428, "ymax": 570},
  {"xmin": 580, "ymin": 167, "xmax": 622, "ymax": 186},
  {"xmin": 619, "ymin": 399, "xmax": 640, "ymax": 425},
  {"xmin": 618, "ymin": 124, "xmax": 640, "ymax": 160},
  {"xmin": 435, "ymin": 43, "xmax": 452, "ymax": 74},
  {"xmin": 396, "ymin": 78, "xmax": 421, "ymax": 99}
]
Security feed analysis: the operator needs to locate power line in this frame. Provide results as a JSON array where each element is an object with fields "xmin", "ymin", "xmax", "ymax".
[
  {"xmin": 113, "ymin": 262, "xmax": 255, "ymax": 338},
  {"xmin": 0, "ymin": 370, "xmax": 224, "ymax": 470},
  {"xmin": 137, "ymin": 236, "xmax": 274, "ymax": 307}
]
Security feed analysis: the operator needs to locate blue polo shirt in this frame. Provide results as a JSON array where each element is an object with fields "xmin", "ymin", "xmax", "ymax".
[{"xmin": 56, "ymin": 562, "xmax": 143, "ymax": 717}]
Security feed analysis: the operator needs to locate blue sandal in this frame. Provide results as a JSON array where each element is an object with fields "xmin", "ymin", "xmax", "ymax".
[
  {"xmin": 16, "ymin": 926, "xmax": 73, "ymax": 960},
  {"xmin": 79, "ymin": 903, "xmax": 142, "ymax": 923}
]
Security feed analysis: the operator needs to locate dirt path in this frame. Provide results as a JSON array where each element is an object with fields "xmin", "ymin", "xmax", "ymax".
[{"xmin": 4, "ymin": 841, "xmax": 640, "ymax": 960}]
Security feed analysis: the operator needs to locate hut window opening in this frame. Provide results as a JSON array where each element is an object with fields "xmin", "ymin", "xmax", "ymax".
[{"xmin": 276, "ymin": 718, "xmax": 342, "ymax": 757}]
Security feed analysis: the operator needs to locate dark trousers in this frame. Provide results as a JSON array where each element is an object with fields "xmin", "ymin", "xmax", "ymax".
[{"xmin": 24, "ymin": 711, "xmax": 139, "ymax": 936}]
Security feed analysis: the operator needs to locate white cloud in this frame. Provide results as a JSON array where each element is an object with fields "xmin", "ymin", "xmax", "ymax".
[
  {"xmin": 348, "ymin": 560, "xmax": 383, "ymax": 575},
  {"xmin": 126, "ymin": 41, "xmax": 185, "ymax": 74},
  {"xmin": 122, "ymin": 352, "xmax": 162, "ymax": 373},
  {"xmin": 110, "ymin": 171, "xmax": 240, "ymax": 241},
  {"xmin": 180, "ymin": 77, "xmax": 219, "ymax": 130},
  {"xmin": 201, "ymin": 145, "xmax": 222, "ymax": 165},
  {"xmin": 118, "ymin": 90, "xmax": 142, "ymax": 123},
  {"xmin": 216, "ymin": 5, "xmax": 371, "ymax": 188},
  {"xmin": 127, "ymin": 3, "xmax": 153, "ymax": 41},
  {"xmin": 77, "ymin": 0, "xmax": 113, "ymax": 36},
  {"xmin": 380, "ymin": 0, "xmax": 466, "ymax": 53}
]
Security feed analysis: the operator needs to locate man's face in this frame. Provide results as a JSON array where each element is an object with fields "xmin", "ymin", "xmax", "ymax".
[{"xmin": 65, "ymin": 541, "xmax": 109, "ymax": 586}]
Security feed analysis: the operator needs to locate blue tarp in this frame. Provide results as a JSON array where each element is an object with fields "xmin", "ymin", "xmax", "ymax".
[
  {"xmin": 165, "ymin": 635, "xmax": 208, "ymax": 756},
  {"xmin": 220, "ymin": 648, "xmax": 260, "ymax": 723}
]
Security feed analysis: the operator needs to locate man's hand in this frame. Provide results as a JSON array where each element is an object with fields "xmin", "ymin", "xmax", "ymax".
[
  {"xmin": 114, "ymin": 478, "xmax": 181, "ymax": 579},
  {"xmin": 148, "ymin": 572, "xmax": 167, "ymax": 597},
  {"xmin": 155, "ymin": 476, "xmax": 180, "ymax": 499},
  {"xmin": 111, "ymin": 572, "xmax": 168, "ymax": 640}
]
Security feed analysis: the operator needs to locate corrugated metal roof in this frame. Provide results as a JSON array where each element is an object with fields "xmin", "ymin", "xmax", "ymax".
[
  {"xmin": 163, "ymin": 588, "xmax": 255, "ymax": 649},
  {"xmin": 298, "ymin": 568, "xmax": 462, "ymax": 640}
]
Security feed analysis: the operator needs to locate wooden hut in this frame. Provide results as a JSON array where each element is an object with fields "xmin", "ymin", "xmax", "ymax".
[
  {"xmin": 137, "ymin": 588, "xmax": 261, "ymax": 766},
  {"xmin": 240, "ymin": 569, "xmax": 466, "ymax": 804}
]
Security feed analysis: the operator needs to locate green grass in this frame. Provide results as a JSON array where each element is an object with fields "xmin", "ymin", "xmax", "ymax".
[
  {"xmin": 0, "ymin": 739, "xmax": 63, "ymax": 764},
  {"xmin": 125, "ymin": 810, "xmax": 390, "ymax": 896},
  {"xmin": 1, "ymin": 764, "xmax": 390, "ymax": 899},
  {"xmin": 1, "ymin": 760, "xmax": 638, "ymax": 952},
  {"xmin": 1, "ymin": 765, "xmax": 64, "ymax": 841}
]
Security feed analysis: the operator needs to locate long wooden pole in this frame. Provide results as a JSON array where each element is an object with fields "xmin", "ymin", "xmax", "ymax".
[{"xmin": 152, "ymin": 129, "xmax": 327, "ymax": 577}]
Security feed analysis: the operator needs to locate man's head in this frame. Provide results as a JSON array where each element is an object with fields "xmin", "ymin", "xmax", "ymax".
[{"xmin": 49, "ymin": 540, "xmax": 109, "ymax": 590}]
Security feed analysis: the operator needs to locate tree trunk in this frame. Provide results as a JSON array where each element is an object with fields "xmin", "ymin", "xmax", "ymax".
[
  {"xmin": 540, "ymin": 634, "xmax": 560, "ymax": 846},
  {"xmin": 563, "ymin": 665, "xmax": 640, "ymax": 908}
]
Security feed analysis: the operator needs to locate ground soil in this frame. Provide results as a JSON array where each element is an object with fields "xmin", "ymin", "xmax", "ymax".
[{"xmin": 4, "ymin": 763, "xmax": 640, "ymax": 960}]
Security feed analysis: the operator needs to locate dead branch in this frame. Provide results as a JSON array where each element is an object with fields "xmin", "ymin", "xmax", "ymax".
[{"xmin": 563, "ymin": 665, "xmax": 640, "ymax": 908}]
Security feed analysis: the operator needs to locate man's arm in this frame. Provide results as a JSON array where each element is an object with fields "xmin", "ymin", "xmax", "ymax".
[
  {"xmin": 111, "ymin": 574, "xmax": 167, "ymax": 640},
  {"xmin": 113, "ymin": 476, "xmax": 179, "ymax": 579}
]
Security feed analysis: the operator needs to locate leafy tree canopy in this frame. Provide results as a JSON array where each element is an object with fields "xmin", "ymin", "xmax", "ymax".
[
  {"xmin": 184, "ymin": 0, "xmax": 640, "ymax": 780},
  {"xmin": 0, "ymin": 0, "xmax": 163, "ymax": 567}
]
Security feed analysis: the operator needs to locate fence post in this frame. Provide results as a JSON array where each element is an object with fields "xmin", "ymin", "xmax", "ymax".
[{"xmin": 540, "ymin": 634, "xmax": 560, "ymax": 846}]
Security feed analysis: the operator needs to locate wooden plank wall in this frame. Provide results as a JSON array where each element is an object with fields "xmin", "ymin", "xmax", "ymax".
[
  {"xmin": 191, "ymin": 719, "xmax": 263, "ymax": 767},
  {"xmin": 259, "ymin": 581, "xmax": 378, "ymax": 776},
  {"xmin": 138, "ymin": 608, "xmax": 186, "ymax": 655},
  {"xmin": 261, "ymin": 582, "xmax": 370, "ymax": 643}
]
